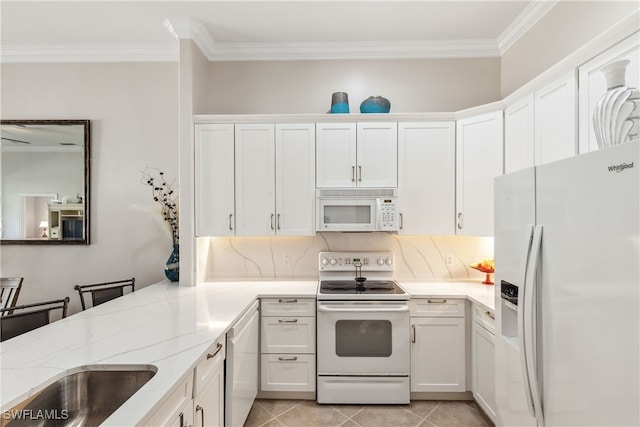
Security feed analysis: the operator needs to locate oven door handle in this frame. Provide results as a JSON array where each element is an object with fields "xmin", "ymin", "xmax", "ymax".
[{"xmin": 317, "ymin": 305, "xmax": 409, "ymax": 313}]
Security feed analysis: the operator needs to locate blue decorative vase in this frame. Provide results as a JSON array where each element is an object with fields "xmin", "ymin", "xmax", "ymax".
[
  {"xmin": 165, "ymin": 243, "xmax": 179, "ymax": 282},
  {"xmin": 360, "ymin": 96, "xmax": 391, "ymax": 113},
  {"xmin": 330, "ymin": 92, "xmax": 350, "ymax": 114}
]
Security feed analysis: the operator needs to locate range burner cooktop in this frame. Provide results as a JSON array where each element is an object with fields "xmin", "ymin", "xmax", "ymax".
[
  {"xmin": 317, "ymin": 251, "xmax": 408, "ymax": 300},
  {"xmin": 319, "ymin": 280, "xmax": 405, "ymax": 295}
]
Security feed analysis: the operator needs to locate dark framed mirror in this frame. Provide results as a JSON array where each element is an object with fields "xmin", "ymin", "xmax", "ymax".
[{"xmin": 1, "ymin": 119, "xmax": 90, "ymax": 245}]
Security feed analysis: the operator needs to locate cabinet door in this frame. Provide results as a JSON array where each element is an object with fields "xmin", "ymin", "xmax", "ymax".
[
  {"xmin": 194, "ymin": 369, "xmax": 224, "ymax": 427},
  {"xmin": 235, "ymin": 124, "xmax": 275, "ymax": 236},
  {"xmin": 356, "ymin": 122, "xmax": 398, "ymax": 187},
  {"xmin": 504, "ymin": 95, "xmax": 534, "ymax": 173},
  {"xmin": 456, "ymin": 111, "xmax": 503, "ymax": 236},
  {"xmin": 472, "ymin": 321, "xmax": 496, "ymax": 423},
  {"xmin": 275, "ymin": 123, "xmax": 316, "ymax": 235},
  {"xmin": 411, "ymin": 317, "xmax": 466, "ymax": 392},
  {"xmin": 195, "ymin": 124, "xmax": 235, "ymax": 236},
  {"xmin": 534, "ymin": 71, "xmax": 577, "ymax": 165},
  {"xmin": 316, "ymin": 122, "xmax": 357, "ymax": 187},
  {"xmin": 398, "ymin": 122, "xmax": 455, "ymax": 235}
]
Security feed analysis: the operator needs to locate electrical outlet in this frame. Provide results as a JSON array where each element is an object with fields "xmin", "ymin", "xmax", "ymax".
[
  {"xmin": 446, "ymin": 255, "xmax": 454, "ymax": 266},
  {"xmin": 283, "ymin": 254, "xmax": 291, "ymax": 266}
]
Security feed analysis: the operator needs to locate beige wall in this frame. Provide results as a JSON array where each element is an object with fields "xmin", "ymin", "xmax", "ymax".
[
  {"xmin": 1, "ymin": 62, "xmax": 179, "ymax": 314},
  {"xmin": 501, "ymin": 1, "xmax": 639, "ymax": 97},
  {"xmin": 207, "ymin": 58, "xmax": 501, "ymax": 114}
]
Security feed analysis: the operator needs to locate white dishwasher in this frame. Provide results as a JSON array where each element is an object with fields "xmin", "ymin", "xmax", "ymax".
[{"xmin": 225, "ymin": 301, "xmax": 259, "ymax": 427}]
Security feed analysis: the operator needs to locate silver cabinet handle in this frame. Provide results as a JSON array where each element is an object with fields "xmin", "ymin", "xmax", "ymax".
[
  {"xmin": 352, "ymin": 166, "xmax": 356, "ymax": 182},
  {"xmin": 399, "ymin": 213, "xmax": 404, "ymax": 230},
  {"xmin": 278, "ymin": 318, "xmax": 298, "ymax": 323},
  {"xmin": 270, "ymin": 213, "xmax": 275, "ymax": 230},
  {"xmin": 411, "ymin": 324, "xmax": 416, "ymax": 343},
  {"xmin": 278, "ymin": 299, "xmax": 298, "ymax": 303},
  {"xmin": 207, "ymin": 342, "xmax": 223, "ymax": 359},
  {"xmin": 277, "ymin": 213, "xmax": 281, "ymax": 230},
  {"xmin": 278, "ymin": 356, "xmax": 298, "ymax": 361},
  {"xmin": 196, "ymin": 405, "xmax": 204, "ymax": 427},
  {"xmin": 228, "ymin": 213, "xmax": 233, "ymax": 230},
  {"xmin": 358, "ymin": 165, "xmax": 362, "ymax": 182},
  {"xmin": 486, "ymin": 311, "xmax": 495, "ymax": 320},
  {"xmin": 427, "ymin": 299, "xmax": 448, "ymax": 304},
  {"xmin": 457, "ymin": 212, "xmax": 463, "ymax": 229}
]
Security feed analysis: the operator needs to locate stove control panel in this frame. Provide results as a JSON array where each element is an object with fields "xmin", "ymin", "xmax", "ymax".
[{"xmin": 319, "ymin": 251, "xmax": 394, "ymax": 272}]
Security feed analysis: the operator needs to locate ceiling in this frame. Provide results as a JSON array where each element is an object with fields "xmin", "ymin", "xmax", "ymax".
[{"xmin": 0, "ymin": 1, "xmax": 558, "ymax": 62}]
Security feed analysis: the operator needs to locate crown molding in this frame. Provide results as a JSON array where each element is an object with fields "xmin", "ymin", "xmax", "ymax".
[
  {"xmin": 164, "ymin": 17, "xmax": 500, "ymax": 61},
  {"xmin": 202, "ymin": 39, "xmax": 500, "ymax": 61},
  {"xmin": 497, "ymin": 0, "xmax": 559, "ymax": 55},
  {"xmin": 0, "ymin": 44, "xmax": 178, "ymax": 63}
]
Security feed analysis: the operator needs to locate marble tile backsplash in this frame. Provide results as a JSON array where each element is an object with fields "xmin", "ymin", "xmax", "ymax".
[{"xmin": 199, "ymin": 233, "xmax": 494, "ymax": 281}]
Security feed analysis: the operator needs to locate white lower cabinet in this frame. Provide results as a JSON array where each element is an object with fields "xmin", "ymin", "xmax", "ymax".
[
  {"xmin": 142, "ymin": 373, "xmax": 194, "ymax": 426},
  {"xmin": 260, "ymin": 298, "xmax": 316, "ymax": 393},
  {"xmin": 410, "ymin": 298, "xmax": 466, "ymax": 392},
  {"xmin": 194, "ymin": 339, "xmax": 225, "ymax": 427},
  {"xmin": 471, "ymin": 305, "xmax": 497, "ymax": 423}
]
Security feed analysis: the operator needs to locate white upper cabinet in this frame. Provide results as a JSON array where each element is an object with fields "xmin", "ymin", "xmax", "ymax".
[
  {"xmin": 534, "ymin": 71, "xmax": 577, "ymax": 165},
  {"xmin": 398, "ymin": 122, "xmax": 455, "ymax": 235},
  {"xmin": 235, "ymin": 124, "xmax": 276, "ymax": 236},
  {"xmin": 456, "ymin": 111, "xmax": 504, "ymax": 236},
  {"xmin": 356, "ymin": 122, "xmax": 398, "ymax": 187},
  {"xmin": 316, "ymin": 122, "xmax": 397, "ymax": 188},
  {"xmin": 316, "ymin": 123, "xmax": 357, "ymax": 187},
  {"xmin": 504, "ymin": 94, "xmax": 535, "ymax": 173},
  {"xmin": 275, "ymin": 123, "xmax": 316, "ymax": 236},
  {"xmin": 195, "ymin": 123, "xmax": 235, "ymax": 237},
  {"xmin": 235, "ymin": 123, "xmax": 316, "ymax": 237}
]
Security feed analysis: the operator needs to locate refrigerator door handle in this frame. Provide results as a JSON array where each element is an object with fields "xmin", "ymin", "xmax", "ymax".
[
  {"xmin": 522, "ymin": 225, "xmax": 544, "ymax": 426},
  {"xmin": 518, "ymin": 225, "xmax": 536, "ymax": 419}
]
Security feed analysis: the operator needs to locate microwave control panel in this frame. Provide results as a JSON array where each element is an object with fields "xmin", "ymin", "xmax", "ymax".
[{"xmin": 379, "ymin": 198, "xmax": 397, "ymax": 230}]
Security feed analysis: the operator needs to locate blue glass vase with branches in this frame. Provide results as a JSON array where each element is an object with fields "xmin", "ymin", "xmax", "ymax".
[{"xmin": 142, "ymin": 167, "xmax": 179, "ymax": 282}]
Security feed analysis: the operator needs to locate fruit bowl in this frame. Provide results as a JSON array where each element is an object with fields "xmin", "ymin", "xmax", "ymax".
[{"xmin": 470, "ymin": 259, "xmax": 494, "ymax": 285}]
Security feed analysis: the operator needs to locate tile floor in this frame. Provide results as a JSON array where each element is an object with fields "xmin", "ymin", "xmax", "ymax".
[{"xmin": 244, "ymin": 399, "xmax": 494, "ymax": 427}]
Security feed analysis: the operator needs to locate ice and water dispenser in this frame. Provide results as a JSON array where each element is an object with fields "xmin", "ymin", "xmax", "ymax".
[{"xmin": 500, "ymin": 281, "xmax": 519, "ymax": 342}]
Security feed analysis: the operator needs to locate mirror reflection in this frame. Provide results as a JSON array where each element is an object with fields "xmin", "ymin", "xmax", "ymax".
[{"xmin": 1, "ymin": 120, "xmax": 90, "ymax": 244}]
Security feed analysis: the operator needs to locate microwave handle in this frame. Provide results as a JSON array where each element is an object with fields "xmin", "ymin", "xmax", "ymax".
[{"xmin": 375, "ymin": 198, "xmax": 382, "ymax": 229}]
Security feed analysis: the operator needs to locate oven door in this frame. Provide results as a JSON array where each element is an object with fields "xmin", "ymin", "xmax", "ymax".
[
  {"xmin": 316, "ymin": 300, "xmax": 410, "ymax": 375},
  {"xmin": 316, "ymin": 198, "xmax": 378, "ymax": 231}
]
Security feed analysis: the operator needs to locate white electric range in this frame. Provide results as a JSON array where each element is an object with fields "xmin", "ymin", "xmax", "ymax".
[{"xmin": 316, "ymin": 251, "xmax": 410, "ymax": 404}]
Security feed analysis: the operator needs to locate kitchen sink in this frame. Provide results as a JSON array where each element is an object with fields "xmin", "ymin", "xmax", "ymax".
[{"xmin": 3, "ymin": 365, "xmax": 157, "ymax": 426}]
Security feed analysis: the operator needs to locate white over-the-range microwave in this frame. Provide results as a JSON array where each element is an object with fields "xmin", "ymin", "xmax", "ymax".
[{"xmin": 316, "ymin": 188, "xmax": 398, "ymax": 232}]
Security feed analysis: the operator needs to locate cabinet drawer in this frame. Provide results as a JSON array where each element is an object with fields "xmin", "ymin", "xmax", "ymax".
[
  {"xmin": 261, "ymin": 298, "xmax": 315, "ymax": 316},
  {"xmin": 410, "ymin": 298, "xmax": 465, "ymax": 317},
  {"xmin": 261, "ymin": 316, "xmax": 315, "ymax": 354},
  {"xmin": 260, "ymin": 354, "xmax": 316, "ymax": 392},
  {"xmin": 194, "ymin": 339, "xmax": 225, "ymax": 395},
  {"xmin": 472, "ymin": 304, "xmax": 495, "ymax": 335}
]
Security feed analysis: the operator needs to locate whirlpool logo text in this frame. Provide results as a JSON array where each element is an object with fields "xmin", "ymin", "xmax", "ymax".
[{"xmin": 607, "ymin": 162, "xmax": 634, "ymax": 173}]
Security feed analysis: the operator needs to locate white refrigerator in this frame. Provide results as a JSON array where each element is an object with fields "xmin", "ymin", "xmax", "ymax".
[{"xmin": 494, "ymin": 140, "xmax": 639, "ymax": 427}]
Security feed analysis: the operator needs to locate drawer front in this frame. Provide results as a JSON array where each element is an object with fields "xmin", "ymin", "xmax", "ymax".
[
  {"xmin": 261, "ymin": 316, "xmax": 316, "ymax": 354},
  {"xmin": 260, "ymin": 354, "xmax": 316, "ymax": 392},
  {"xmin": 194, "ymin": 339, "xmax": 225, "ymax": 394},
  {"xmin": 261, "ymin": 298, "xmax": 315, "ymax": 317},
  {"xmin": 472, "ymin": 304, "xmax": 495, "ymax": 335},
  {"xmin": 410, "ymin": 298, "xmax": 465, "ymax": 317}
]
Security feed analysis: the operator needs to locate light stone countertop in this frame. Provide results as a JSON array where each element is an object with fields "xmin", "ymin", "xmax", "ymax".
[{"xmin": 0, "ymin": 278, "xmax": 494, "ymax": 426}]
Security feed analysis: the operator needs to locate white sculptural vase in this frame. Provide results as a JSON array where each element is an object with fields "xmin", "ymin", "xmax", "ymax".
[{"xmin": 592, "ymin": 59, "xmax": 640, "ymax": 149}]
